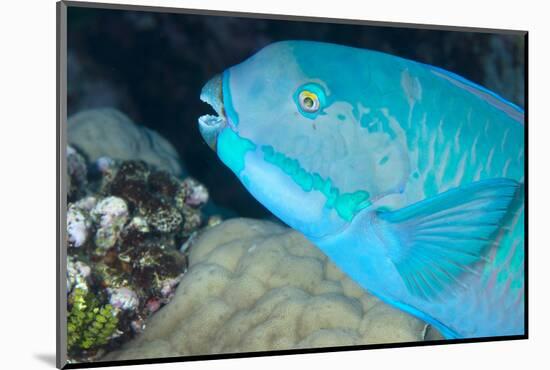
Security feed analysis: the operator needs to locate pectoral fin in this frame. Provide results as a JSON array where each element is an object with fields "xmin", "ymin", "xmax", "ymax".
[{"xmin": 375, "ymin": 178, "xmax": 519, "ymax": 299}]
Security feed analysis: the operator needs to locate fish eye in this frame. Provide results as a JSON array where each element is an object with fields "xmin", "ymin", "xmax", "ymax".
[
  {"xmin": 299, "ymin": 91, "xmax": 320, "ymax": 113},
  {"xmin": 294, "ymin": 83, "xmax": 327, "ymax": 117}
]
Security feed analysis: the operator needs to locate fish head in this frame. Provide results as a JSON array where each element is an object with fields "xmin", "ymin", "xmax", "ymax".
[{"xmin": 199, "ymin": 41, "xmax": 411, "ymax": 239}]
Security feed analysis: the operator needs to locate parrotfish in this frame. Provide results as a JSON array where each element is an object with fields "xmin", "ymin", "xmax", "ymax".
[{"xmin": 198, "ymin": 41, "xmax": 525, "ymax": 339}]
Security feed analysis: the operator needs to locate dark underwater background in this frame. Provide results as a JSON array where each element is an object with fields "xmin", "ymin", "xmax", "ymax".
[{"xmin": 67, "ymin": 6, "xmax": 525, "ymax": 221}]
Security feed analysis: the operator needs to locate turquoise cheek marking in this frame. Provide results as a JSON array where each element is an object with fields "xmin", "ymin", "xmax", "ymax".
[
  {"xmin": 222, "ymin": 70, "xmax": 239, "ymax": 125},
  {"xmin": 261, "ymin": 145, "xmax": 371, "ymax": 221},
  {"xmin": 217, "ymin": 128, "xmax": 256, "ymax": 174},
  {"xmin": 334, "ymin": 191, "xmax": 371, "ymax": 221}
]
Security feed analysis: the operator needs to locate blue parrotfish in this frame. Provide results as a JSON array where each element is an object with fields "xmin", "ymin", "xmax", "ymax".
[{"xmin": 198, "ymin": 41, "xmax": 525, "ymax": 339}]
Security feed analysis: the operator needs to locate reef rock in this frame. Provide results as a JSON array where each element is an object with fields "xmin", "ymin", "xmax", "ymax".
[
  {"xmin": 68, "ymin": 108, "xmax": 183, "ymax": 176},
  {"xmin": 106, "ymin": 218, "xmax": 431, "ymax": 361}
]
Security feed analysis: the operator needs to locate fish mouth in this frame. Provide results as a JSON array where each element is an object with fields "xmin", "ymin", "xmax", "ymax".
[{"xmin": 198, "ymin": 73, "xmax": 226, "ymax": 150}]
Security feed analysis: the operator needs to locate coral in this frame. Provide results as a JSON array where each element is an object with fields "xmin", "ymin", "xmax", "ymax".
[
  {"xmin": 207, "ymin": 215, "xmax": 223, "ymax": 227},
  {"xmin": 108, "ymin": 287, "xmax": 140, "ymax": 311},
  {"xmin": 158, "ymin": 276, "xmax": 183, "ymax": 299},
  {"xmin": 145, "ymin": 203, "xmax": 183, "ymax": 234},
  {"xmin": 148, "ymin": 170, "xmax": 179, "ymax": 198},
  {"xmin": 65, "ymin": 141, "xmax": 216, "ymax": 361},
  {"xmin": 73, "ymin": 196, "xmax": 98, "ymax": 212},
  {"xmin": 177, "ymin": 204, "xmax": 202, "ymax": 235},
  {"xmin": 68, "ymin": 108, "xmax": 184, "ymax": 176},
  {"xmin": 175, "ymin": 177, "xmax": 209, "ymax": 209},
  {"xmin": 67, "ymin": 205, "xmax": 92, "ymax": 248},
  {"xmin": 67, "ymin": 257, "xmax": 92, "ymax": 293},
  {"xmin": 107, "ymin": 218, "xmax": 432, "ymax": 361},
  {"xmin": 67, "ymin": 288, "xmax": 119, "ymax": 354},
  {"xmin": 145, "ymin": 298, "xmax": 162, "ymax": 314},
  {"xmin": 126, "ymin": 216, "xmax": 149, "ymax": 233},
  {"xmin": 107, "ymin": 161, "xmax": 151, "ymax": 206},
  {"xmin": 90, "ymin": 196, "xmax": 129, "ymax": 251},
  {"xmin": 103, "ymin": 160, "xmax": 205, "ymax": 236},
  {"xmin": 67, "ymin": 146, "xmax": 88, "ymax": 201}
]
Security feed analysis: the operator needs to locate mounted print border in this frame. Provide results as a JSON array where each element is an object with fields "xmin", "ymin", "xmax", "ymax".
[{"xmin": 57, "ymin": 1, "xmax": 528, "ymax": 368}]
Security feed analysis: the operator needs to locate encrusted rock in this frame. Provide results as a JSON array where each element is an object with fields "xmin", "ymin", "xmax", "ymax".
[
  {"xmin": 108, "ymin": 287, "xmax": 140, "ymax": 311},
  {"xmin": 146, "ymin": 204, "xmax": 183, "ymax": 234},
  {"xmin": 65, "ymin": 144, "xmax": 213, "ymax": 362},
  {"xmin": 175, "ymin": 177, "xmax": 209, "ymax": 209},
  {"xmin": 67, "ymin": 256, "xmax": 92, "ymax": 293},
  {"xmin": 91, "ymin": 196, "xmax": 129, "ymax": 250},
  {"xmin": 148, "ymin": 170, "xmax": 179, "ymax": 198},
  {"xmin": 108, "ymin": 161, "xmax": 150, "ymax": 207},
  {"xmin": 179, "ymin": 204, "xmax": 202, "ymax": 235},
  {"xmin": 67, "ymin": 204, "xmax": 92, "ymax": 248},
  {"xmin": 67, "ymin": 145, "xmax": 88, "ymax": 200}
]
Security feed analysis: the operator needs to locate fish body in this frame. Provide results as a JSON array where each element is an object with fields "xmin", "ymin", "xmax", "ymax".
[{"xmin": 198, "ymin": 41, "xmax": 525, "ymax": 339}]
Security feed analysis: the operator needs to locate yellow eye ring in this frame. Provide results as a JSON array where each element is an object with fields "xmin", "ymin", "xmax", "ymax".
[{"xmin": 298, "ymin": 91, "xmax": 320, "ymax": 113}]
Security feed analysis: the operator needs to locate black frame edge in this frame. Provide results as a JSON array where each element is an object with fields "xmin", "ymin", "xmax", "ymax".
[
  {"xmin": 62, "ymin": 335, "xmax": 528, "ymax": 369},
  {"xmin": 57, "ymin": 1, "xmax": 69, "ymax": 368}
]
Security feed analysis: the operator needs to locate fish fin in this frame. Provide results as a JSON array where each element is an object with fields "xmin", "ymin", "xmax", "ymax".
[{"xmin": 376, "ymin": 178, "xmax": 520, "ymax": 300}]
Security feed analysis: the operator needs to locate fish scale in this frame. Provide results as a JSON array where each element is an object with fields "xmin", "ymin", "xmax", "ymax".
[{"xmin": 410, "ymin": 83, "xmax": 524, "ymax": 321}]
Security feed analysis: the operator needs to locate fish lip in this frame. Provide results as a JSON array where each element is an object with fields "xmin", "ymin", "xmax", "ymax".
[{"xmin": 198, "ymin": 73, "xmax": 226, "ymax": 150}]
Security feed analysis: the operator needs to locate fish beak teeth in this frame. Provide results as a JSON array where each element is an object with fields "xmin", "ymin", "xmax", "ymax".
[
  {"xmin": 199, "ymin": 73, "xmax": 226, "ymax": 150},
  {"xmin": 198, "ymin": 114, "xmax": 225, "ymax": 150}
]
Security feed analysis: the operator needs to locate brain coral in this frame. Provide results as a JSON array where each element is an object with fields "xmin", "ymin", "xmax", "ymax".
[
  {"xmin": 68, "ymin": 108, "xmax": 184, "ymax": 176},
  {"xmin": 107, "ymin": 218, "xmax": 435, "ymax": 360}
]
